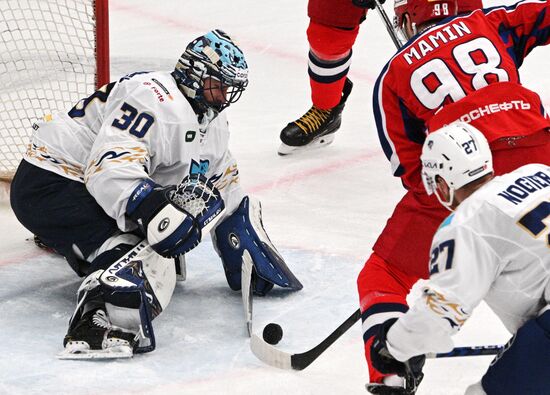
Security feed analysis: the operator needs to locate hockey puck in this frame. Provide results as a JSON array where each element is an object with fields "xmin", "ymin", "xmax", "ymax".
[{"xmin": 262, "ymin": 323, "xmax": 283, "ymax": 345}]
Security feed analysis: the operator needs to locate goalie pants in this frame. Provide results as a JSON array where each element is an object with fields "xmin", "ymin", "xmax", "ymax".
[
  {"xmin": 358, "ymin": 130, "xmax": 550, "ymax": 383},
  {"xmin": 10, "ymin": 160, "xmax": 125, "ymax": 276}
]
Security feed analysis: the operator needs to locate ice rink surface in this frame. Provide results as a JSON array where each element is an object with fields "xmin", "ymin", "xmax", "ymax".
[{"xmin": 1, "ymin": 0, "xmax": 548, "ymax": 394}]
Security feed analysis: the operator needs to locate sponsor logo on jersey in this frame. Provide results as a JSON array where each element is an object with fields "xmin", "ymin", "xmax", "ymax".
[
  {"xmin": 143, "ymin": 81, "xmax": 167, "ymax": 102},
  {"xmin": 152, "ymin": 78, "xmax": 173, "ymax": 100}
]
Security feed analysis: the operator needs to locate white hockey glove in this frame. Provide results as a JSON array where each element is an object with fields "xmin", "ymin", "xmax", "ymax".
[{"xmin": 127, "ymin": 174, "xmax": 225, "ymax": 258}]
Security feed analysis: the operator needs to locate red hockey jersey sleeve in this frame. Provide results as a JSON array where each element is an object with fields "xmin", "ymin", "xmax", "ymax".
[
  {"xmin": 485, "ymin": 0, "xmax": 550, "ymax": 66},
  {"xmin": 372, "ymin": 0, "xmax": 550, "ymax": 192}
]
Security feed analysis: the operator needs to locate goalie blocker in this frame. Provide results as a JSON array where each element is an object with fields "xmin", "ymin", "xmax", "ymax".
[{"xmin": 214, "ymin": 196, "xmax": 303, "ymax": 296}]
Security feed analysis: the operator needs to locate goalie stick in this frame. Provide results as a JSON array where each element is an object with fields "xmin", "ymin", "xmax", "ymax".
[
  {"xmin": 251, "ymin": 308, "xmax": 503, "ymax": 370},
  {"xmin": 241, "ymin": 250, "xmax": 254, "ymax": 336}
]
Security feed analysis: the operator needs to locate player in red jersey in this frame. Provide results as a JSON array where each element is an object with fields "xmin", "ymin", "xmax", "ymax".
[
  {"xmin": 278, "ymin": 0, "xmax": 482, "ymax": 155},
  {"xmin": 359, "ymin": 0, "xmax": 550, "ymax": 393}
]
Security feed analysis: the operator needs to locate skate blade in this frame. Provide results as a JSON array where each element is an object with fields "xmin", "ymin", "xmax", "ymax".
[
  {"xmin": 57, "ymin": 343, "xmax": 133, "ymax": 360},
  {"xmin": 278, "ymin": 133, "xmax": 335, "ymax": 156}
]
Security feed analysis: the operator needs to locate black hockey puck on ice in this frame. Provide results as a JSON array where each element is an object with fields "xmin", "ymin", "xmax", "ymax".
[{"xmin": 262, "ymin": 323, "xmax": 283, "ymax": 345}]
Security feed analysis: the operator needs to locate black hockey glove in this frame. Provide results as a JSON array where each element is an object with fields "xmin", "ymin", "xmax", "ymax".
[
  {"xmin": 352, "ymin": 0, "xmax": 385, "ymax": 10},
  {"xmin": 370, "ymin": 318, "xmax": 425, "ymax": 393}
]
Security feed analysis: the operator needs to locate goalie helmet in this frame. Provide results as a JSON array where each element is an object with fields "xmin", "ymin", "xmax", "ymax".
[
  {"xmin": 394, "ymin": 0, "xmax": 458, "ymax": 32},
  {"xmin": 173, "ymin": 29, "xmax": 248, "ymax": 113},
  {"xmin": 421, "ymin": 122, "xmax": 493, "ymax": 209}
]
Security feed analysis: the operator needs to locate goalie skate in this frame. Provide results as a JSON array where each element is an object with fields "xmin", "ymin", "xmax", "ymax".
[{"xmin": 58, "ymin": 308, "xmax": 137, "ymax": 360}]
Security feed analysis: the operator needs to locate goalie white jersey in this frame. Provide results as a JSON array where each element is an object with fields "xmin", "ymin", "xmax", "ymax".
[
  {"xmin": 387, "ymin": 163, "xmax": 550, "ymax": 362},
  {"xmin": 24, "ymin": 71, "xmax": 244, "ymax": 230}
]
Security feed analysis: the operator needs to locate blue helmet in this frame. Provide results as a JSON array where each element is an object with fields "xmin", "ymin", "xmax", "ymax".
[{"xmin": 173, "ymin": 29, "xmax": 248, "ymax": 112}]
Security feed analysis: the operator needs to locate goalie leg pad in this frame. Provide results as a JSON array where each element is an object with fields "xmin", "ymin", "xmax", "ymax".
[
  {"xmin": 481, "ymin": 310, "xmax": 550, "ymax": 394},
  {"xmin": 65, "ymin": 241, "xmax": 176, "ymax": 356},
  {"xmin": 214, "ymin": 196, "xmax": 303, "ymax": 295},
  {"xmin": 100, "ymin": 241, "xmax": 176, "ymax": 352}
]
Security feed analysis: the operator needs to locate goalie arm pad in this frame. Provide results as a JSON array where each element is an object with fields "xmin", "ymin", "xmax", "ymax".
[
  {"xmin": 126, "ymin": 175, "xmax": 225, "ymax": 258},
  {"xmin": 213, "ymin": 196, "xmax": 303, "ymax": 296}
]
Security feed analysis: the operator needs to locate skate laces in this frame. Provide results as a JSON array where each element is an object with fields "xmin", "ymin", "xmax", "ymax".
[{"xmin": 294, "ymin": 106, "xmax": 332, "ymax": 134}]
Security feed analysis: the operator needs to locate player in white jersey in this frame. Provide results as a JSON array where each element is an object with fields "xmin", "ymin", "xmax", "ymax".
[
  {"xmin": 368, "ymin": 122, "xmax": 550, "ymax": 395},
  {"xmin": 10, "ymin": 29, "xmax": 302, "ymax": 359}
]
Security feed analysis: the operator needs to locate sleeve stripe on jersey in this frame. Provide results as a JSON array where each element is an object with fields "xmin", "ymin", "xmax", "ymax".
[
  {"xmin": 361, "ymin": 303, "xmax": 409, "ymax": 341},
  {"xmin": 484, "ymin": 0, "xmax": 550, "ymax": 67},
  {"xmin": 483, "ymin": 0, "xmax": 547, "ymax": 15},
  {"xmin": 373, "ymin": 63, "xmax": 405, "ymax": 177}
]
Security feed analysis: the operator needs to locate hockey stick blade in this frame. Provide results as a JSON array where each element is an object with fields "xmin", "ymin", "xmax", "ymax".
[
  {"xmin": 242, "ymin": 249, "xmax": 254, "ymax": 336},
  {"xmin": 251, "ymin": 308, "xmax": 361, "ymax": 370}
]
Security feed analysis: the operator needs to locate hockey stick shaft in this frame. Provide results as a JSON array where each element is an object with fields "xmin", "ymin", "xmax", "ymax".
[
  {"xmin": 374, "ymin": 0, "xmax": 403, "ymax": 49},
  {"xmin": 241, "ymin": 250, "xmax": 254, "ymax": 337},
  {"xmin": 291, "ymin": 308, "xmax": 361, "ymax": 370},
  {"xmin": 428, "ymin": 344, "xmax": 503, "ymax": 358},
  {"xmin": 251, "ymin": 306, "xmax": 503, "ymax": 370}
]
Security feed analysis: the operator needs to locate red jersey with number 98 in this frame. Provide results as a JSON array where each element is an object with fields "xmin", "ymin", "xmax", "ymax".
[{"xmin": 373, "ymin": 0, "xmax": 550, "ymax": 191}]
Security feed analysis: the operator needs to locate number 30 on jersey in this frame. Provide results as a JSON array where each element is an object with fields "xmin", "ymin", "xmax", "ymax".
[{"xmin": 112, "ymin": 102, "xmax": 155, "ymax": 138}]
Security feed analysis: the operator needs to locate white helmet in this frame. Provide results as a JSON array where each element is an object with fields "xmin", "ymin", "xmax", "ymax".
[{"xmin": 421, "ymin": 122, "xmax": 493, "ymax": 209}]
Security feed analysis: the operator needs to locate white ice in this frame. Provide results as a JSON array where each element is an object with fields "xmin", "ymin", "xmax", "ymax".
[{"xmin": 1, "ymin": 0, "xmax": 548, "ymax": 394}]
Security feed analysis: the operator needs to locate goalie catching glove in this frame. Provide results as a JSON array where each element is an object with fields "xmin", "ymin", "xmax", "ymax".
[
  {"xmin": 126, "ymin": 174, "xmax": 225, "ymax": 258},
  {"xmin": 213, "ymin": 196, "xmax": 303, "ymax": 296}
]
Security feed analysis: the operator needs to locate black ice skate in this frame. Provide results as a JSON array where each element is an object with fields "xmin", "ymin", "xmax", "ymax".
[
  {"xmin": 58, "ymin": 307, "xmax": 138, "ymax": 359},
  {"xmin": 278, "ymin": 78, "xmax": 353, "ymax": 155},
  {"xmin": 366, "ymin": 383, "xmax": 413, "ymax": 395}
]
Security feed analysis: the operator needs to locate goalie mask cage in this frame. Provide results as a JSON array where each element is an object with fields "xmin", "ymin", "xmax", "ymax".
[{"xmin": 0, "ymin": 0, "xmax": 109, "ymax": 181}]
